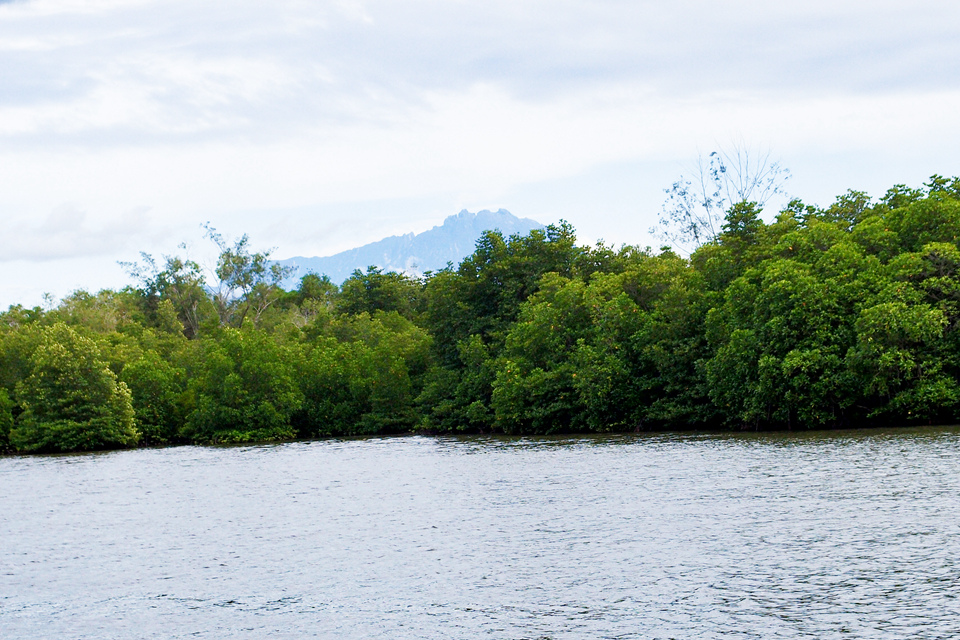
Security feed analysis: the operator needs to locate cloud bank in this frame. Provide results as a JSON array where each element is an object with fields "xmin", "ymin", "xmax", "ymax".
[{"xmin": 1, "ymin": 0, "xmax": 959, "ymax": 304}]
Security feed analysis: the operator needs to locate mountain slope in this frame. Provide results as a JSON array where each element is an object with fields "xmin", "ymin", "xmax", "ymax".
[{"xmin": 279, "ymin": 209, "xmax": 544, "ymax": 285}]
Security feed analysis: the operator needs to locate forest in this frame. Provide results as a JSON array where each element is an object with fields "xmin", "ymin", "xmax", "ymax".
[{"xmin": 3, "ymin": 176, "xmax": 960, "ymax": 453}]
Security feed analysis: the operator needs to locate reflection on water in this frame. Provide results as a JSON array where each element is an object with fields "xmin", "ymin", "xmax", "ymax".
[{"xmin": 2, "ymin": 427, "xmax": 960, "ymax": 639}]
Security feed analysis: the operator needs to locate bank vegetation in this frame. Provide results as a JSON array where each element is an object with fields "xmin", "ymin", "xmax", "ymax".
[{"xmin": 3, "ymin": 176, "xmax": 960, "ymax": 452}]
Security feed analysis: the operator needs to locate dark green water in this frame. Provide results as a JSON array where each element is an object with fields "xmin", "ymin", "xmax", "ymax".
[{"xmin": 2, "ymin": 428, "xmax": 960, "ymax": 638}]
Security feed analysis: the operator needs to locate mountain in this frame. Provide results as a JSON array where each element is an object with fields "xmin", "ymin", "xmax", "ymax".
[{"xmin": 278, "ymin": 209, "xmax": 544, "ymax": 286}]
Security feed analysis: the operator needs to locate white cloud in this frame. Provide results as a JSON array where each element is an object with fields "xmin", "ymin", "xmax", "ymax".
[
  {"xmin": 1, "ymin": 0, "xmax": 960, "ymax": 306},
  {"xmin": 0, "ymin": 203, "xmax": 168, "ymax": 261},
  {"xmin": 3, "ymin": 0, "xmax": 960, "ymax": 145}
]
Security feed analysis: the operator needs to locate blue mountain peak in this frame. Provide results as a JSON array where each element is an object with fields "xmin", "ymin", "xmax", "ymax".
[{"xmin": 278, "ymin": 209, "xmax": 544, "ymax": 285}]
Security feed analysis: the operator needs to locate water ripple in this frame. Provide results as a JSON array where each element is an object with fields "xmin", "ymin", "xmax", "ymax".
[{"xmin": 2, "ymin": 427, "xmax": 960, "ymax": 638}]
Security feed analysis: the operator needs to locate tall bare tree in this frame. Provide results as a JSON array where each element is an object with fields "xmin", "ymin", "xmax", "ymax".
[{"xmin": 653, "ymin": 144, "xmax": 790, "ymax": 254}]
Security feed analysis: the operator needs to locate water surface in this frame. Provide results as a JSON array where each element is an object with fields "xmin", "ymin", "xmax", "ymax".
[{"xmin": 2, "ymin": 428, "xmax": 960, "ymax": 638}]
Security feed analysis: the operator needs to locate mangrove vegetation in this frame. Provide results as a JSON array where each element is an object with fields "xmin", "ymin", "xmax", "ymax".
[{"xmin": 3, "ymin": 176, "xmax": 960, "ymax": 453}]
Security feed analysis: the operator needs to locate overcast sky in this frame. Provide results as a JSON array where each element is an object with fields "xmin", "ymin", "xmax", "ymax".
[{"xmin": 3, "ymin": 0, "xmax": 960, "ymax": 307}]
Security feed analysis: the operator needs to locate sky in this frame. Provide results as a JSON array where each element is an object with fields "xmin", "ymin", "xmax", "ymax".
[{"xmin": 2, "ymin": 0, "xmax": 960, "ymax": 308}]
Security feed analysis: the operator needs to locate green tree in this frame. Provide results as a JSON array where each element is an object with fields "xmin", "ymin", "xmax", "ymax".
[
  {"xmin": 704, "ymin": 254, "xmax": 861, "ymax": 429},
  {"xmin": 276, "ymin": 273, "xmax": 338, "ymax": 329},
  {"xmin": 121, "ymin": 350, "xmax": 186, "ymax": 445},
  {"xmin": 337, "ymin": 267, "xmax": 422, "ymax": 320},
  {"xmin": 491, "ymin": 274, "xmax": 591, "ymax": 434},
  {"xmin": 887, "ymin": 193, "xmax": 960, "ymax": 253},
  {"xmin": 293, "ymin": 273, "xmax": 337, "ymax": 307},
  {"xmin": 120, "ymin": 251, "xmax": 212, "ymax": 338},
  {"xmin": 182, "ymin": 328, "xmax": 303, "ymax": 443},
  {"xmin": 297, "ymin": 311, "xmax": 431, "ymax": 436},
  {"xmin": 719, "ymin": 201, "xmax": 764, "ymax": 266},
  {"xmin": 0, "ymin": 321, "xmax": 43, "ymax": 396},
  {"xmin": 615, "ymin": 252, "xmax": 718, "ymax": 427},
  {"xmin": 0, "ymin": 388, "xmax": 13, "ymax": 449},
  {"xmin": 10, "ymin": 323, "xmax": 138, "ymax": 452},
  {"xmin": 489, "ymin": 249, "xmax": 717, "ymax": 434},
  {"xmin": 848, "ymin": 301, "xmax": 955, "ymax": 421},
  {"xmin": 418, "ymin": 223, "xmax": 584, "ymax": 429},
  {"xmin": 204, "ymin": 226, "xmax": 296, "ymax": 329}
]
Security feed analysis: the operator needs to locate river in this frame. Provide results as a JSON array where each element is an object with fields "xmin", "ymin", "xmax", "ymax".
[{"xmin": 2, "ymin": 428, "xmax": 960, "ymax": 639}]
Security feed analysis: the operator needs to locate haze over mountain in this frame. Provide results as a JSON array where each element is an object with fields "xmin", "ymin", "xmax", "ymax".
[{"xmin": 278, "ymin": 209, "xmax": 544, "ymax": 285}]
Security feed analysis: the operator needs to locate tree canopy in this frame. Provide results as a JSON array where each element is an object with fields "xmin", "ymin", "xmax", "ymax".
[
  {"xmin": 9, "ymin": 323, "xmax": 138, "ymax": 452},
  {"xmin": 4, "ymin": 175, "xmax": 960, "ymax": 454}
]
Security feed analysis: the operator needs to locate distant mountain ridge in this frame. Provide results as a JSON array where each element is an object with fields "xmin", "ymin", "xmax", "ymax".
[{"xmin": 279, "ymin": 209, "xmax": 544, "ymax": 285}]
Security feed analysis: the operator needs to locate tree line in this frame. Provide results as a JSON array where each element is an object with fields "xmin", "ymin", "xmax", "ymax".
[{"xmin": 3, "ymin": 175, "xmax": 960, "ymax": 453}]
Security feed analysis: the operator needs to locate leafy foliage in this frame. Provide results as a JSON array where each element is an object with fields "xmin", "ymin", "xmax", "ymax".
[
  {"xmin": 181, "ymin": 328, "xmax": 302, "ymax": 444},
  {"xmin": 121, "ymin": 350, "xmax": 187, "ymax": 445},
  {"xmin": 0, "ymin": 388, "xmax": 13, "ymax": 449},
  {"xmin": 10, "ymin": 323, "xmax": 138, "ymax": 452},
  {"xmin": 5, "ymin": 175, "xmax": 960, "ymax": 454},
  {"xmin": 204, "ymin": 225, "xmax": 295, "ymax": 329},
  {"xmin": 297, "ymin": 311, "xmax": 431, "ymax": 436}
]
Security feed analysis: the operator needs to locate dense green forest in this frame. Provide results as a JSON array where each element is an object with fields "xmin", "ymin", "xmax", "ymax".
[{"xmin": 3, "ymin": 176, "xmax": 960, "ymax": 453}]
